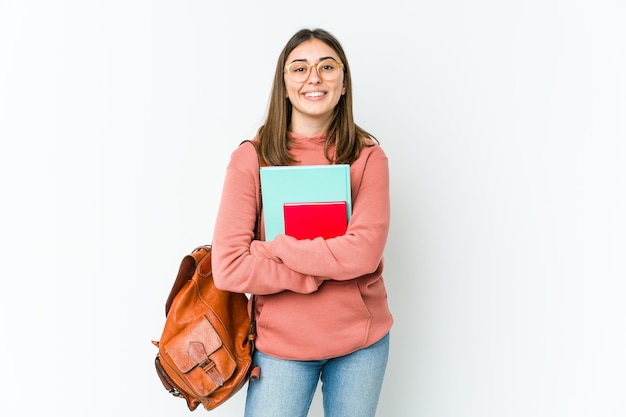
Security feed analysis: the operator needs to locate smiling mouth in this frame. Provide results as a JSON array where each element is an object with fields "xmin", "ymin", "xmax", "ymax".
[{"xmin": 303, "ymin": 91, "xmax": 326, "ymax": 98}]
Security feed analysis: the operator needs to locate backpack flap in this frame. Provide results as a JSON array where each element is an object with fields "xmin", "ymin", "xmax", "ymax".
[{"xmin": 164, "ymin": 315, "xmax": 237, "ymax": 396}]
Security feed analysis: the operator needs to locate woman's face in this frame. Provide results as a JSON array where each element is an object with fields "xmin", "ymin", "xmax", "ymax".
[{"xmin": 284, "ymin": 38, "xmax": 346, "ymax": 131}]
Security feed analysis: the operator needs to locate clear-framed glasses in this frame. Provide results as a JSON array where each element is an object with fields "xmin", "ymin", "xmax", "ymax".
[{"xmin": 284, "ymin": 59, "xmax": 345, "ymax": 82}]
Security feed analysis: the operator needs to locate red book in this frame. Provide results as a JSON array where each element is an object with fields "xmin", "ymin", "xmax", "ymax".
[{"xmin": 283, "ymin": 201, "xmax": 347, "ymax": 240}]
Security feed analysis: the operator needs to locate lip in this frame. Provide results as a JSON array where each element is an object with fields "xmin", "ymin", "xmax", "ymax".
[{"xmin": 302, "ymin": 90, "xmax": 327, "ymax": 99}]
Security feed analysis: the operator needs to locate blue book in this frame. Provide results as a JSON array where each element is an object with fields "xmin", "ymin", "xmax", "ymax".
[{"xmin": 260, "ymin": 164, "xmax": 352, "ymax": 241}]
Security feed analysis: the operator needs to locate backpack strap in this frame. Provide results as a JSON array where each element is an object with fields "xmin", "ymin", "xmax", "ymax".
[{"xmin": 239, "ymin": 139, "xmax": 266, "ymax": 238}]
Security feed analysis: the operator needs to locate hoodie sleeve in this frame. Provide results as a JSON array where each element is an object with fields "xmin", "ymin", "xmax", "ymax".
[
  {"xmin": 258, "ymin": 145, "xmax": 390, "ymax": 281},
  {"xmin": 211, "ymin": 142, "xmax": 324, "ymax": 295}
]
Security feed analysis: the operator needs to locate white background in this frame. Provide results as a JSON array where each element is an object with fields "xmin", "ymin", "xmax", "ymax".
[{"xmin": 1, "ymin": 1, "xmax": 625, "ymax": 416}]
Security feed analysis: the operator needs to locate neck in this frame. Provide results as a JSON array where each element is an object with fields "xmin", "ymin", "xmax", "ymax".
[{"xmin": 290, "ymin": 114, "xmax": 331, "ymax": 137}]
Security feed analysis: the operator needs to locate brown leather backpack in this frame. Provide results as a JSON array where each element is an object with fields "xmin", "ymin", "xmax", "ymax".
[{"xmin": 152, "ymin": 245, "xmax": 259, "ymax": 411}]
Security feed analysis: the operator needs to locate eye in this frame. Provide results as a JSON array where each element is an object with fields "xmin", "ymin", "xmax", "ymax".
[
  {"xmin": 290, "ymin": 63, "xmax": 308, "ymax": 73},
  {"xmin": 318, "ymin": 60, "xmax": 339, "ymax": 74}
]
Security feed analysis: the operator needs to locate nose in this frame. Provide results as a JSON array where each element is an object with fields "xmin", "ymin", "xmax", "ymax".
[{"xmin": 307, "ymin": 63, "xmax": 322, "ymax": 83}]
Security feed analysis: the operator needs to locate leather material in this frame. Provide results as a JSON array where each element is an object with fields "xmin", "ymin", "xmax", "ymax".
[{"xmin": 153, "ymin": 245, "xmax": 257, "ymax": 411}]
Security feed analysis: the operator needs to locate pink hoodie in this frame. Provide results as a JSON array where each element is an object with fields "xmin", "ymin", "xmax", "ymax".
[{"xmin": 211, "ymin": 133, "xmax": 393, "ymax": 360}]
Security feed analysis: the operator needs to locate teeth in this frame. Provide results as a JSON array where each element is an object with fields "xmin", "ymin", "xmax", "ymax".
[{"xmin": 305, "ymin": 91, "xmax": 324, "ymax": 97}]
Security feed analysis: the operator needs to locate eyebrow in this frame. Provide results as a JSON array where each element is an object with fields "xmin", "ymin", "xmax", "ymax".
[{"xmin": 289, "ymin": 56, "xmax": 337, "ymax": 64}]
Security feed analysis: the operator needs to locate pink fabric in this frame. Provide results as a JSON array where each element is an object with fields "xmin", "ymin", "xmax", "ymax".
[{"xmin": 211, "ymin": 134, "xmax": 393, "ymax": 360}]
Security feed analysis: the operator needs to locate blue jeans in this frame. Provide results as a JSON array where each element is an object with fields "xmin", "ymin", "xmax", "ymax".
[{"xmin": 244, "ymin": 332, "xmax": 390, "ymax": 417}]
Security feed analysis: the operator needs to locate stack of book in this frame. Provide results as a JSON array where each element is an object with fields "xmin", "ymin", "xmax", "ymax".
[{"xmin": 260, "ymin": 165, "xmax": 352, "ymax": 241}]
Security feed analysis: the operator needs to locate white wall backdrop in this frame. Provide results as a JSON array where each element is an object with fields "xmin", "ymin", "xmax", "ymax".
[{"xmin": 1, "ymin": 1, "xmax": 624, "ymax": 416}]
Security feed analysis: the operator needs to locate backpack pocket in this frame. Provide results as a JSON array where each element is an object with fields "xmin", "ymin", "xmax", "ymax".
[{"xmin": 164, "ymin": 315, "xmax": 237, "ymax": 396}]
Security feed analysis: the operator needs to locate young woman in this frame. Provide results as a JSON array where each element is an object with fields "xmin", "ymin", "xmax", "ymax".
[{"xmin": 212, "ymin": 28, "xmax": 393, "ymax": 417}]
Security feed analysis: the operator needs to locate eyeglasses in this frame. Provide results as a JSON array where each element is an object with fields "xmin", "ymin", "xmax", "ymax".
[{"xmin": 284, "ymin": 59, "xmax": 345, "ymax": 82}]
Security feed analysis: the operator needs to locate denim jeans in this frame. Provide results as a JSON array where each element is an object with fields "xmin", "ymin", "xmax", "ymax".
[{"xmin": 244, "ymin": 332, "xmax": 390, "ymax": 417}]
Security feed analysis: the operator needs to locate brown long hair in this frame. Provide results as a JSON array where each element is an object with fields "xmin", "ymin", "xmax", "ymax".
[{"xmin": 257, "ymin": 28, "xmax": 376, "ymax": 166}]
